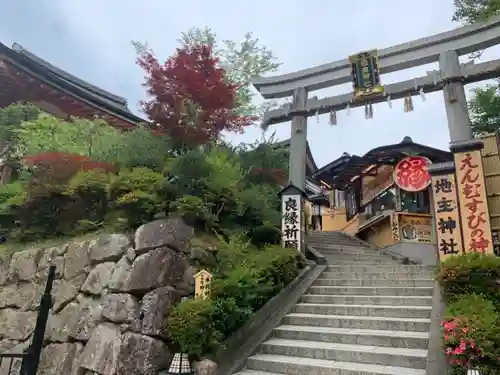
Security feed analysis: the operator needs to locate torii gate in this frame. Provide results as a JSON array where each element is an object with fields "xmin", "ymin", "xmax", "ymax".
[
  {"xmin": 262, "ymin": 16, "xmax": 500, "ymax": 257},
  {"xmin": 252, "ymin": 15, "xmax": 500, "ymax": 191}
]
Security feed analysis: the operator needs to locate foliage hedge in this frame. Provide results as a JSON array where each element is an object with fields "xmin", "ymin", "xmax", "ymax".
[
  {"xmin": 167, "ymin": 236, "xmax": 306, "ymax": 359},
  {"xmin": 436, "ymin": 253, "xmax": 500, "ymax": 373}
]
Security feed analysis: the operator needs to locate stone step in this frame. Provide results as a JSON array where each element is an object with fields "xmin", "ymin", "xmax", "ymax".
[
  {"xmin": 293, "ymin": 303, "xmax": 432, "ymax": 319},
  {"xmin": 312, "ymin": 247, "xmax": 376, "ymax": 255},
  {"xmin": 308, "ymin": 286, "xmax": 434, "ymax": 296},
  {"xmin": 321, "ymin": 253, "xmax": 402, "ymax": 266},
  {"xmin": 273, "ymin": 325, "xmax": 430, "ymax": 349},
  {"xmin": 260, "ymin": 339, "xmax": 428, "ymax": 369},
  {"xmin": 325, "ymin": 262, "xmax": 402, "ymax": 267},
  {"xmin": 245, "ymin": 355, "xmax": 426, "ymax": 375},
  {"xmin": 325, "ymin": 265, "xmax": 433, "ymax": 273},
  {"xmin": 283, "ymin": 313, "xmax": 431, "ymax": 332},
  {"xmin": 313, "ymin": 278, "xmax": 434, "ymax": 287},
  {"xmin": 310, "ymin": 244, "xmax": 371, "ymax": 251},
  {"xmin": 320, "ymin": 271, "xmax": 433, "ymax": 279},
  {"xmin": 321, "ymin": 252, "xmax": 394, "ymax": 258},
  {"xmin": 301, "ymin": 294, "xmax": 433, "ymax": 307}
]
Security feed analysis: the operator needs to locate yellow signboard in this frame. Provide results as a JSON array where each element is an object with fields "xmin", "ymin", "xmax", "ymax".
[
  {"xmin": 454, "ymin": 150, "xmax": 494, "ymax": 254},
  {"xmin": 431, "ymin": 173, "xmax": 464, "ymax": 261},
  {"xmin": 399, "ymin": 214, "xmax": 433, "ymax": 244},
  {"xmin": 390, "ymin": 211, "xmax": 400, "ymax": 241}
]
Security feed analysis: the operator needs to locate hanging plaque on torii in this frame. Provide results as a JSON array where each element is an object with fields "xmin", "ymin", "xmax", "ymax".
[{"xmin": 349, "ymin": 50, "xmax": 384, "ymax": 99}]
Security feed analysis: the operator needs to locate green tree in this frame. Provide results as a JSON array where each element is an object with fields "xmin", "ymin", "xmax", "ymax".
[
  {"xmin": 452, "ymin": 0, "xmax": 500, "ymax": 24},
  {"xmin": 134, "ymin": 27, "xmax": 281, "ymax": 122},
  {"xmin": 0, "ymin": 102, "xmax": 41, "ymax": 149},
  {"xmin": 453, "ymin": 0, "xmax": 500, "ymax": 135}
]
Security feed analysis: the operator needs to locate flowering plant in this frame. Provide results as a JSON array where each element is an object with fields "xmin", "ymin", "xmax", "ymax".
[{"xmin": 442, "ymin": 317, "xmax": 484, "ymax": 368}]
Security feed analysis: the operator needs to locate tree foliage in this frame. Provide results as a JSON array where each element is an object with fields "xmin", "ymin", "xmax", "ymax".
[
  {"xmin": 136, "ymin": 44, "xmax": 254, "ymax": 150},
  {"xmin": 452, "ymin": 0, "xmax": 500, "ymax": 136},
  {"xmin": 452, "ymin": 0, "xmax": 500, "ymax": 24},
  {"xmin": 134, "ymin": 28, "xmax": 281, "ymax": 149}
]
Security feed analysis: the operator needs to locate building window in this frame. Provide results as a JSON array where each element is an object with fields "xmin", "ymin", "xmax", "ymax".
[
  {"xmin": 363, "ymin": 188, "xmax": 396, "ymax": 220},
  {"xmin": 400, "ymin": 190, "xmax": 430, "ymax": 214}
]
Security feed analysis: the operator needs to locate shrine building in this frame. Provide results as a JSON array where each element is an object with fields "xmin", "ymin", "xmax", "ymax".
[
  {"xmin": 0, "ymin": 42, "xmax": 143, "ymax": 128},
  {"xmin": 305, "ymin": 135, "xmax": 500, "ymax": 264}
]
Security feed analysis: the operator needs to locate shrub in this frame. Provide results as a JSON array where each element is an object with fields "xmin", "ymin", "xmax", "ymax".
[
  {"xmin": 443, "ymin": 294, "xmax": 500, "ymax": 371},
  {"xmin": 167, "ymin": 238, "xmax": 305, "ymax": 359},
  {"xmin": 109, "ymin": 168, "xmax": 167, "ymax": 228},
  {"xmin": 167, "ymin": 298, "xmax": 223, "ymax": 359},
  {"xmin": 169, "ymin": 195, "xmax": 214, "ymax": 230},
  {"xmin": 66, "ymin": 169, "xmax": 112, "ymax": 225},
  {"xmin": 436, "ymin": 252, "xmax": 500, "ymax": 303}
]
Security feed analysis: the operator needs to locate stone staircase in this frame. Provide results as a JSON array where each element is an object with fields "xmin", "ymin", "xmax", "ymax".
[{"xmin": 236, "ymin": 231, "xmax": 434, "ymax": 375}]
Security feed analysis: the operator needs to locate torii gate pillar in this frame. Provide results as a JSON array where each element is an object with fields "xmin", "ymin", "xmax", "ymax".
[
  {"xmin": 439, "ymin": 50, "xmax": 474, "ymax": 143},
  {"xmin": 289, "ymin": 87, "xmax": 308, "ymax": 191}
]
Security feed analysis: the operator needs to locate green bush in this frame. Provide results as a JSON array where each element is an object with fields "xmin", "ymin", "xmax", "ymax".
[
  {"xmin": 443, "ymin": 294, "xmax": 500, "ymax": 372},
  {"xmin": 436, "ymin": 252, "xmax": 500, "ymax": 303},
  {"xmin": 67, "ymin": 169, "xmax": 111, "ymax": 224},
  {"xmin": 167, "ymin": 298, "xmax": 223, "ymax": 359},
  {"xmin": 167, "ymin": 240, "xmax": 305, "ymax": 358},
  {"xmin": 109, "ymin": 168, "xmax": 167, "ymax": 228}
]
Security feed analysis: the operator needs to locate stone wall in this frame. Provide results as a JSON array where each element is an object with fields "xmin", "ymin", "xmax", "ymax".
[{"xmin": 0, "ymin": 217, "xmax": 197, "ymax": 375}]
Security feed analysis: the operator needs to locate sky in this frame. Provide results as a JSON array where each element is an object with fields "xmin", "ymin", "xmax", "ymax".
[{"xmin": 1, "ymin": 0, "xmax": 499, "ymax": 168}]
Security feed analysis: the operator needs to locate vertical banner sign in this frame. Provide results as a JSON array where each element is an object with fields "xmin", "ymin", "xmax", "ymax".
[
  {"xmin": 282, "ymin": 194, "xmax": 302, "ymax": 251},
  {"xmin": 431, "ymin": 173, "xmax": 464, "ymax": 261},
  {"xmin": 390, "ymin": 211, "xmax": 400, "ymax": 241},
  {"xmin": 349, "ymin": 50, "xmax": 384, "ymax": 99},
  {"xmin": 454, "ymin": 150, "xmax": 494, "ymax": 254}
]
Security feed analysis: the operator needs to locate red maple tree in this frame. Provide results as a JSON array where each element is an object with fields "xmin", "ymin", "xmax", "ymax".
[{"xmin": 137, "ymin": 45, "xmax": 255, "ymax": 150}]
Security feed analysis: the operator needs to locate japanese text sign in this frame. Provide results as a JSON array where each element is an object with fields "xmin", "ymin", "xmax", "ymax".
[
  {"xmin": 390, "ymin": 211, "xmax": 400, "ymax": 242},
  {"xmin": 281, "ymin": 194, "xmax": 302, "ymax": 251},
  {"xmin": 454, "ymin": 150, "xmax": 494, "ymax": 254},
  {"xmin": 349, "ymin": 50, "xmax": 384, "ymax": 99},
  {"xmin": 394, "ymin": 156, "xmax": 432, "ymax": 192},
  {"xmin": 431, "ymin": 173, "xmax": 463, "ymax": 261}
]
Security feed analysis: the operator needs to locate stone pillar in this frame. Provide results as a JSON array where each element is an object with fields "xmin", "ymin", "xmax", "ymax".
[
  {"xmin": 451, "ymin": 139, "xmax": 494, "ymax": 254},
  {"xmin": 428, "ymin": 162, "xmax": 464, "ymax": 262},
  {"xmin": 279, "ymin": 184, "xmax": 306, "ymax": 254},
  {"xmin": 289, "ymin": 87, "xmax": 308, "ymax": 191},
  {"xmin": 439, "ymin": 50, "xmax": 473, "ymax": 143}
]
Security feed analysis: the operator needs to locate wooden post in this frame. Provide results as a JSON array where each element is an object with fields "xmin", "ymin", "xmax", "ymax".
[
  {"xmin": 428, "ymin": 162, "xmax": 464, "ymax": 262},
  {"xmin": 451, "ymin": 140, "xmax": 494, "ymax": 255}
]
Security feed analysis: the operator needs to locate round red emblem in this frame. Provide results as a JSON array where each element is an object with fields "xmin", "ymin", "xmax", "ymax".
[{"xmin": 393, "ymin": 156, "xmax": 432, "ymax": 192}]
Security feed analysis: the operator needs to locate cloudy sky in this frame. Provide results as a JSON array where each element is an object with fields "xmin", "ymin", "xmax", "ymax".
[{"xmin": 1, "ymin": 0, "xmax": 498, "ymax": 167}]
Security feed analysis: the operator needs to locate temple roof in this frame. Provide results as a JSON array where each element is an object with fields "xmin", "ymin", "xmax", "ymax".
[
  {"xmin": 311, "ymin": 152, "xmax": 356, "ymax": 185},
  {"xmin": 330, "ymin": 136, "xmax": 453, "ymax": 188},
  {"xmin": 0, "ymin": 42, "xmax": 144, "ymax": 126}
]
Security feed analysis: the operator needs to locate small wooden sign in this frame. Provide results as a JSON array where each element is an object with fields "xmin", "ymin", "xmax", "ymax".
[
  {"xmin": 194, "ymin": 269, "xmax": 213, "ymax": 300},
  {"xmin": 349, "ymin": 50, "xmax": 384, "ymax": 99}
]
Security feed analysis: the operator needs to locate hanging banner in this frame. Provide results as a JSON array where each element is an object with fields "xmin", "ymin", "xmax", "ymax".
[
  {"xmin": 349, "ymin": 50, "xmax": 384, "ymax": 99},
  {"xmin": 454, "ymin": 150, "xmax": 494, "ymax": 254},
  {"xmin": 393, "ymin": 156, "xmax": 432, "ymax": 192},
  {"xmin": 431, "ymin": 173, "xmax": 464, "ymax": 261}
]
